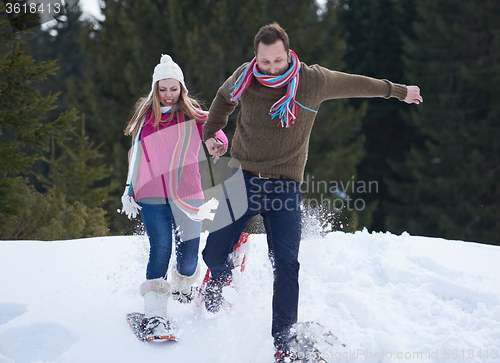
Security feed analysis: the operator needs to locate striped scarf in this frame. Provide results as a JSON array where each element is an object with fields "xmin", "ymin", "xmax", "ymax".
[
  {"xmin": 230, "ymin": 50, "xmax": 311, "ymax": 128},
  {"xmin": 167, "ymin": 113, "xmax": 218, "ymax": 221}
]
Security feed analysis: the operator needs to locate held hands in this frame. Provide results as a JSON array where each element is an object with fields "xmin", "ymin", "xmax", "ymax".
[
  {"xmin": 404, "ymin": 85, "xmax": 423, "ymax": 104},
  {"xmin": 204, "ymin": 137, "xmax": 227, "ymax": 163}
]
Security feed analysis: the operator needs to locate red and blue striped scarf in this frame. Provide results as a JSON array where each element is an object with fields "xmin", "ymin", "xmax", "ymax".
[{"xmin": 230, "ymin": 50, "xmax": 314, "ymax": 128}]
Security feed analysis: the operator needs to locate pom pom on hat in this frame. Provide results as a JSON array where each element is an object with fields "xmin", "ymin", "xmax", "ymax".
[
  {"xmin": 160, "ymin": 54, "xmax": 173, "ymax": 63},
  {"xmin": 151, "ymin": 54, "xmax": 188, "ymax": 97}
]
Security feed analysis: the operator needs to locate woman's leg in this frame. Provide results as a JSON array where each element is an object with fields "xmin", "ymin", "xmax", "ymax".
[
  {"xmin": 169, "ymin": 199, "xmax": 203, "ymax": 277},
  {"xmin": 139, "ymin": 200, "xmax": 174, "ymax": 280}
]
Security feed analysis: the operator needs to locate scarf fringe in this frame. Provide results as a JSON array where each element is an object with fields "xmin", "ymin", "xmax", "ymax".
[{"xmin": 177, "ymin": 197, "xmax": 219, "ymax": 222}]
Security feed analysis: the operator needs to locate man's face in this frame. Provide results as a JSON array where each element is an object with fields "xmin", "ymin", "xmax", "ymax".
[{"xmin": 255, "ymin": 40, "xmax": 291, "ymax": 76}]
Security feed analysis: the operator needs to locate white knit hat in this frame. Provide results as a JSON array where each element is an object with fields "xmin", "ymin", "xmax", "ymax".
[{"xmin": 151, "ymin": 54, "xmax": 188, "ymax": 96}]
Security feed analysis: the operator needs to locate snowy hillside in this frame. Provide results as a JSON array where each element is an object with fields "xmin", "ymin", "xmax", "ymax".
[{"xmin": 1, "ymin": 228, "xmax": 500, "ymax": 363}]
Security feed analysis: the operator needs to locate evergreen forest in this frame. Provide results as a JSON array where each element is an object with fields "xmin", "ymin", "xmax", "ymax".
[{"xmin": 1, "ymin": 0, "xmax": 498, "ymax": 245}]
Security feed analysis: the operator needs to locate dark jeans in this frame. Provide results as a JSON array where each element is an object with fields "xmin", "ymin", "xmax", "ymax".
[
  {"xmin": 202, "ymin": 171, "xmax": 301, "ymax": 344},
  {"xmin": 140, "ymin": 198, "xmax": 202, "ymax": 279}
]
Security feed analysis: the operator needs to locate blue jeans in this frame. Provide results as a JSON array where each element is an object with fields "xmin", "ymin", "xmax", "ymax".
[
  {"xmin": 202, "ymin": 171, "xmax": 301, "ymax": 344},
  {"xmin": 140, "ymin": 198, "xmax": 203, "ymax": 279}
]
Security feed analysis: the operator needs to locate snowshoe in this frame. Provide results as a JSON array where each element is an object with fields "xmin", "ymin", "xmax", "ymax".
[
  {"xmin": 275, "ymin": 348, "xmax": 304, "ymax": 362},
  {"xmin": 127, "ymin": 312, "xmax": 178, "ymax": 342},
  {"xmin": 195, "ymin": 232, "xmax": 249, "ymax": 315},
  {"xmin": 172, "ymin": 286, "xmax": 197, "ymax": 304},
  {"xmin": 286, "ymin": 321, "xmax": 346, "ymax": 363},
  {"xmin": 201, "ymin": 275, "xmax": 229, "ymax": 313}
]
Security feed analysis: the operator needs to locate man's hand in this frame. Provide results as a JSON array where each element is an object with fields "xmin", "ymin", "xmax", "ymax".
[
  {"xmin": 204, "ymin": 137, "xmax": 227, "ymax": 163},
  {"xmin": 404, "ymin": 85, "xmax": 423, "ymax": 104}
]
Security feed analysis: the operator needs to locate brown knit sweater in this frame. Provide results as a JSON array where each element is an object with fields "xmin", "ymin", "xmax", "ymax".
[{"xmin": 203, "ymin": 62, "xmax": 408, "ymax": 183}]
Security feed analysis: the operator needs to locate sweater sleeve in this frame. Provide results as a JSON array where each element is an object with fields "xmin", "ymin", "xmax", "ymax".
[
  {"xmin": 311, "ymin": 65, "xmax": 408, "ymax": 102},
  {"xmin": 202, "ymin": 63, "xmax": 248, "ymax": 141}
]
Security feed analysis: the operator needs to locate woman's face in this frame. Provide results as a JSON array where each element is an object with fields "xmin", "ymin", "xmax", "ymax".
[{"xmin": 158, "ymin": 79, "xmax": 181, "ymax": 107}]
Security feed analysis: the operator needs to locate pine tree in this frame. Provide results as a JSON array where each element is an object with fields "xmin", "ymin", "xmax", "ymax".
[
  {"xmin": 386, "ymin": 0, "xmax": 500, "ymax": 244},
  {"xmin": 25, "ymin": 6, "xmax": 89, "ymax": 193},
  {"xmin": 0, "ymin": 178, "xmax": 108, "ymax": 240},
  {"xmin": 336, "ymin": 0, "xmax": 418, "ymax": 231},
  {"xmin": 166, "ymin": 0, "xmax": 319, "ymax": 101},
  {"xmin": 0, "ymin": 5, "xmax": 78, "ymax": 223},
  {"xmin": 33, "ymin": 114, "xmax": 118, "ymax": 210},
  {"xmin": 26, "ymin": 4, "xmax": 87, "ymax": 112},
  {"xmin": 0, "ymin": 6, "xmax": 109, "ymax": 240},
  {"xmin": 301, "ymin": 0, "xmax": 368, "ymax": 232}
]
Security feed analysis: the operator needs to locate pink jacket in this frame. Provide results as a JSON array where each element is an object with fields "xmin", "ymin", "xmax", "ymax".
[{"xmin": 134, "ymin": 109, "xmax": 228, "ymax": 201}]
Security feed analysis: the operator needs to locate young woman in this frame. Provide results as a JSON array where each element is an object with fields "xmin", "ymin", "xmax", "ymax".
[{"xmin": 121, "ymin": 55, "xmax": 227, "ymax": 333}]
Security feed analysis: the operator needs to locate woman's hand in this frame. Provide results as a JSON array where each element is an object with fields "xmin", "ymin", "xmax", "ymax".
[{"xmin": 204, "ymin": 137, "xmax": 227, "ymax": 163}]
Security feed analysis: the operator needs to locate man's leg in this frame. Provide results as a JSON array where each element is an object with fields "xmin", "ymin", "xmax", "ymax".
[
  {"xmin": 202, "ymin": 171, "xmax": 257, "ymax": 312},
  {"xmin": 202, "ymin": 171, "xmax": 256, "ymax": 279},
  {"xmin": 261, "ymin": 179, "xmax": 302, "ymax": 350},
  {"xmin": 203, "ymin": 203, "xmax": 248, "ymax": 280},
  {"xmin": 201, "ymin": 201, "xmax": 256, "ymax": 313}
]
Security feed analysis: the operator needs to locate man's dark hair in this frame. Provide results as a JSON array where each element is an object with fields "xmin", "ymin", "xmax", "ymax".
[{"xmin": 254, "ymin": 22, "xmax": 290, "ymax": 54}]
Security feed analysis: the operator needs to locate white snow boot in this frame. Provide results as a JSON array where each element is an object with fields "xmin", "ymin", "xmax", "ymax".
[
  {"xmin": 140, "ymin": 278, "xmax": 172, "ymax": 336},
  {"xmin": 171, "ymin": 264, "xmax": 202, "ymax": 303}
]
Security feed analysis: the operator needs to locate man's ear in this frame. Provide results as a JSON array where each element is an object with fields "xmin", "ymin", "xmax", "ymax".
[{"xmin": 287, "ymin": 50, "xmax": 291, "ymax": 63}]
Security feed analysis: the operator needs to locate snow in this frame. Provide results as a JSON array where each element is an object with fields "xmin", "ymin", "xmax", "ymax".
[
  {"xmin": 78, "ymin": 0, "xmax": 105, "ymax": 21},
  {"xmin": 1, "ymin": 226, "xmax": 500, "ymax": 363}
]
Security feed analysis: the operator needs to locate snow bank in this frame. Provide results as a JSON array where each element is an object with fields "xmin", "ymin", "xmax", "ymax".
[{"xmin": 1, "ymin": 230, "xmax": 499, "ymax": 362}]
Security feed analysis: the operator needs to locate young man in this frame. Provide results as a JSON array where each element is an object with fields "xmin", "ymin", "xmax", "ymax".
[{"xmin": 202, "ymin": 23, "xmax": 422, "ymax": 362}]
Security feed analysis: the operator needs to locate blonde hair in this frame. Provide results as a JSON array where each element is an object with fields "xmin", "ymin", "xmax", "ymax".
[{"xmin": 125, "ymin": 81, "xmax": 206, "ymax": 137}]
